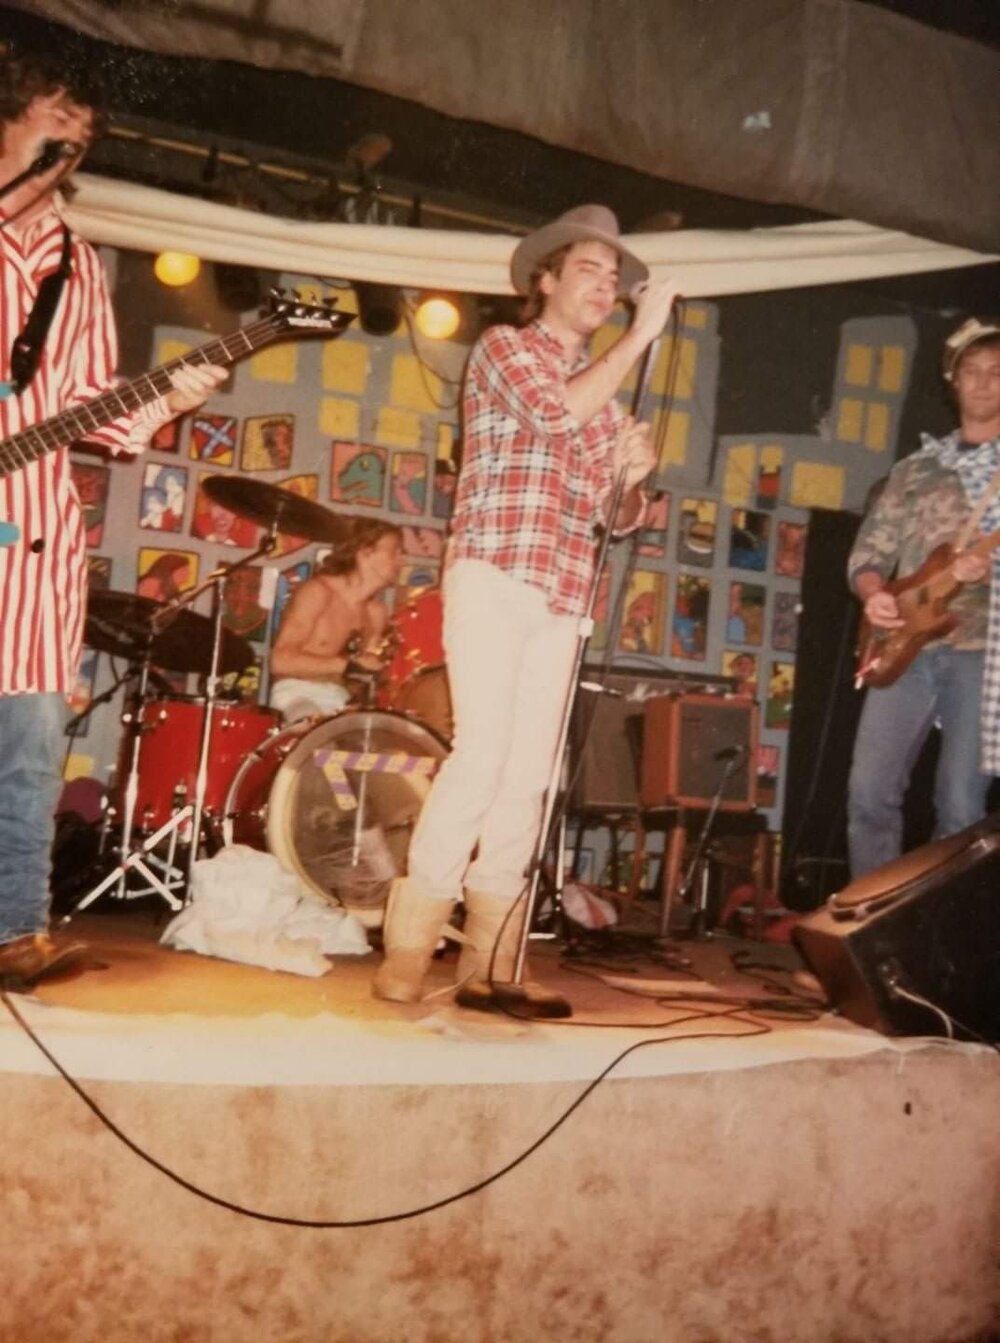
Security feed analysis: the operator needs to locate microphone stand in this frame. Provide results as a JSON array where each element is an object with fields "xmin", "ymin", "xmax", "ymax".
[{"xmin": 460, "ymin": 332, "xmax": 665, "ymax": 1018}]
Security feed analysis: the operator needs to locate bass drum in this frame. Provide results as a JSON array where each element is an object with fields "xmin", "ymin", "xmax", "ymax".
[{"xmin": 223, "ymin": 709, "xmax": 448, "ymax": 927}]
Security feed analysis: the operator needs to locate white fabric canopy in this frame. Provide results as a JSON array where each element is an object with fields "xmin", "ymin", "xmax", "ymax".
[{"xmin": 66, "ymin": 173, "xmax": 996, "ymax": 298}]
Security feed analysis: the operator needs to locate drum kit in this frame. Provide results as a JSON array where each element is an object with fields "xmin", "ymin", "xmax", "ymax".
[{"xmin": 71, "ymin": 476, "xmax": 452, "ymax": 926}]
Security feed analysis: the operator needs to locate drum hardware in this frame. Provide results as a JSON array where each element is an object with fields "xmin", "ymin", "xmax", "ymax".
[
  {"xmin": 63, "ymin": 479, "xmax": 353, "ymax": 918},
  {"xmin": 223, "ymin": 709, "xmax": 448, "ymax": 928}
]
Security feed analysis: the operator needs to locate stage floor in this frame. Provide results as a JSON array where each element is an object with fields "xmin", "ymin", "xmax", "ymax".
[{"xmin": 1, "ymin": 907, "xmax": 998, "ymax": 1343}]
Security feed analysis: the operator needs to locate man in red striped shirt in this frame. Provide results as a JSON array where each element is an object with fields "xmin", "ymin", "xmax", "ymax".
[
  {"xmin": 0, "ymin": 54, "xmax": 225, "ymax": 985},
  {"xmin": 374, "ymin": 204, "xmax": 679, "ymax": 1006}
]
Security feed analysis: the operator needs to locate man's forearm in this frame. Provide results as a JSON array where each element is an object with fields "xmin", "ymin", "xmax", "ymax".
[{"xmin": 564, "ymin": 328, "xmax": 646, "ymax": 425}]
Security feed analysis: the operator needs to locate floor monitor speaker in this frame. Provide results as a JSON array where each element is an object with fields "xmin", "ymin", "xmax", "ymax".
[{"xmin": 793, "ymin": 816, "xmax": 1000, "ymax": 1041}]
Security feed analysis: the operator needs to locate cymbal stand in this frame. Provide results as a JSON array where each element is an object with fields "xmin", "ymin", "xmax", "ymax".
[{"xmin": 64, "ymin": 531, "xmax": 275, "ymax": 920}]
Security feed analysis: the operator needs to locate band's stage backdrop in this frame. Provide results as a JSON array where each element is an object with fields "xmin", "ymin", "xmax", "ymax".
[{"xmin": 62, "ymin": 247, "xmax": 961, "ymax": 874}]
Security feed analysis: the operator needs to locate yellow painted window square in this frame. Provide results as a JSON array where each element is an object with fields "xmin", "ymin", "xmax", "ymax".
[
  {"xmin": 390, "ymin": 354, "xmax": 443, "ymax": 413},
  {"xmin": 322, "ymin": 340, "xmax": 369, "ymax": 395},
  {"xmin": 319, "ymin": 397, "xmax": 360, "ymax": 439},
  {"xmin": 652, "ymin": 336, "xmax": 696, "ymax": 400},
  {"xmin": 157, "ymin": 338, "xmax": 192, "ymax": 364},
  {"xmin": 436, "ymin": 423, "xmax": 456, "ymax": 460},
  {"xmin": 865, "ymin": 401, "xmax": 890, "ymax": 452},
  {"xmin": 251, "ymin": 343, "xmax": 298, "ymax": 384},
  {"xmin": 878, "ymin": 345, "xmax": 906, "ymax": 393},
  {"xmin": 790, "ymin": 461, "xmax": 845, "ymax": 510},
  {"xmin": 375, "ymin": 406, "xmax": 421, "ymax": 449},
  {"xmin": 837, "ymin": 397, "xmax": 864, "ymax": 443},
  {"xmin": 722, "ymin": 444, "xmax": 756, "ymax": 507},
  {"xmin": 683, "ymin": 306, "xmax": 708, "ymax": 329},
  {"xmin": 844, "ymin": 344, "xmax": 873, "ymax": 387},
  {"xmin": 655, "ymin": 408, "xmax": 689, "ymax": 469}
]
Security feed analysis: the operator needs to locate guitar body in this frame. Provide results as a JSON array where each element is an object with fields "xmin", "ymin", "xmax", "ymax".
[{"xmin": 855, "ymin": 543, "xmax": 967, "ymax": 688}]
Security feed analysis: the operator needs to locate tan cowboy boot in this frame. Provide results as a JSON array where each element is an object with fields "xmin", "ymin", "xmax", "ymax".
[
  {"xmin": 373, "ymin": 877, "xmax": 455, "ymax": 1004},
  {"xmin": 455, "ymin": 890, "xmax": 569, "ymax": 1017}
]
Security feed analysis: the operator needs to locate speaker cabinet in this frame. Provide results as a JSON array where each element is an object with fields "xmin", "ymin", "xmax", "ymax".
[
  {"xmin": 571, "ymin": 670, "xmax": 737, "ymax": 811},
  {"xmin": 793, "ymin": 816, "xmax": 1000, "ymax": 1041},
  {"xmin": 641, "ymin": 694, "xmax": 758, "ymax": 811}
]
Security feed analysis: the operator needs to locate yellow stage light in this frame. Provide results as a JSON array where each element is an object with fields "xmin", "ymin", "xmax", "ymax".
[
  {"xmin": 414, "ymin": 294, "xmax": 461, "ymax": 341},
  {"xmin": 154, "ymin": 251, "xmax": 201, "ymax": 287}
]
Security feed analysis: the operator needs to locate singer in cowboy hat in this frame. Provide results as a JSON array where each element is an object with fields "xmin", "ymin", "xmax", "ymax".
[{"xmin": 374, "ymin": 203, "xmax": 680, "ymax": 1008}]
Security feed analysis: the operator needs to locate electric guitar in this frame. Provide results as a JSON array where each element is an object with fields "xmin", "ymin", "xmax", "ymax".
[
  {"xmin": 0, "ymin": 291, "xmax": 353, "ymax": 542},
  {"xmin": 854, "ymin": 531, "xmax": 1000, "ymax": 688}
]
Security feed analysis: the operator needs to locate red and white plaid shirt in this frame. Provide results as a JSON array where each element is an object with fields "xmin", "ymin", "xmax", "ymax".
[
  {"xmin": 1, "ymin": 203, "xmax": 164, "ymax": 694},
  {"xmin": 449, "ymin": 320, "xmax": 625, "ymax": 616}
]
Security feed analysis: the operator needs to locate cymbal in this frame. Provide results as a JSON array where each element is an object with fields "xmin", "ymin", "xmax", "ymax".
[
  {"xmin": 85, "ymin": 589, "xmax": 255, "ymax": 675},
  {"xmin": 201, "ymin": 475, "xmax": 348, "ymax": 544}
]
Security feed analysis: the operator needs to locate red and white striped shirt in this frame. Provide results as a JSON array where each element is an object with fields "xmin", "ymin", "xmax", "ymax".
[
  {"xmin": 449, "ymin": 320, "xmax": 625, "ymax": 616},
  {"xmin": 1, "ymin": 203, "xmax": 162, "ymax": 694}
]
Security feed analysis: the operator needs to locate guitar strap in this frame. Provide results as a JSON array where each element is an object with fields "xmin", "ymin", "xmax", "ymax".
[
  {"xmin": 955, "ymin": 459, "xmax": 1000, "ymax": 550},
  {"xmin": 1, "ymin": 225, "xmax": 73, "ymax": 400}
]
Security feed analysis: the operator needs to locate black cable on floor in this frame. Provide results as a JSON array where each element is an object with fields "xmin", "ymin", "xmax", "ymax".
[{"xmin": 0, "ymin": 989, "xmax": 770, "ymax": 1229}]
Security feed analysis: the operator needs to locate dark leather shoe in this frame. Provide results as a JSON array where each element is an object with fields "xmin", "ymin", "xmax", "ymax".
[{"xmin": 0, "ymin": 933, "xmax": 87, "ymax": 990}]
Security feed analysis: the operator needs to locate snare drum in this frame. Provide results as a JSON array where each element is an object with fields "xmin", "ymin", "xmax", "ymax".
[
  {"xmin": 224, "ymin": 708, "xmax": 448, "ymax": 926},
  {"xmin": 117, "ymin": 696, "xmax": 279, "ymax": 831},
  {"xmin": 380, "ymin": 587, "xmax": 453, "ymax": 740}
]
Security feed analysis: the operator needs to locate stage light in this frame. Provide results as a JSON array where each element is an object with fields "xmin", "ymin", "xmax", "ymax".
[
  {"xmin": 355, "ymin": 281, "xmax": 403, "ymax": 336},
  {"xmin": 154, "ymin": 251, "xmax": 201, "ymax": 287},
  {"xmin": 414, "ymin": 294, "xmax": 461, "ymax": 341}
]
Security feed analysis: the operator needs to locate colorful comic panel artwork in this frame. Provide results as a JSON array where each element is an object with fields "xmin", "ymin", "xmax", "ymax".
[
  {"xmin": 771, "ymin": 591, "xmax": 800, "ymax": 652},
  {"xmin": 722, "ymin": 648, "xmax": 759, "ymax": 699},
  {"xmin": 191, "ymin": 470, "xmax": 261, "ymax": 547},
  {"xmin": 66, "ymin": 648, "xmax": 98, "ymax": 738},
  {"xmin": 618, "ymin": 570, "xmax": 667, "ymax": 656},
  {"xmin": 137, "ymin": 547, "xmax": 199, "ymax": 601},
  {"xmin": 589, "ymin": 563, "xmax": 613, "ymax": 652},
  {"xmin": 241, "ymin": 414, "xmax": 294, "ymax": 473},
  {"xmin": 389, "ymin": 452, "xmax": 428, "ymax": 517},
  {"xmin": 671, "ymin": 574, "xmax": 711, "ymax": 661},
  {"xmin": 269, "ymin": 560, "xmax": 312, "ymax": 641},
  {"xmin": 729, "ymin": 508, "xmax": 770, "ymax": 571},
  {"xmin": 766, "ymin": 660, "xmax": 795, "ymax": 730},
  {"xmin": 70, "ymin": 461, "xmax": 109, "ymax": 547},
  {"xmin": 756, "ymin": 743, "xmax": 780, "ymax": 808},
  {"xmin": 756, "ymin": 464, "xmax": 782, "ymax": 511},
  {"xmin": 726, "ymin": 581, "xmax": 766, "ymax": 646},
  {"xmin": 271, "ymin": 474, "xmax": 319, "ymax": 559},
  {"xmin": 189, "ymin": 413, "xmax": 238, "ymax": 465},
  {"xmin": 433, "ymin": 458, "xmax": 458, "ymax": 521},
  {"xmin": 676, "ymin": 497, "xmax": 717, "ymax": 568},
  {"xmin": 86, "ymin": 554, "xmax": 112, "ymax": 591},
  {"xmin": 139, "ymin": 463, "xmax": 188, "ymax": 533},
  {"xmin": 222, "ymin": 564, "xmax": 269, "ymax": 644},
  {"xmin": 776, "ymin": 521, "xmax": 807, "ymax": 578},
  {"xmin": 331, "ymin": 442, "xmax": 387, "ymax": 509},
  {"xmin": 401, "ymin": 526, "xmax": 445, "ymax": 559},
  {"xmin": 150, "ymin": 419, "xmax": 181, "ymax": 454},
  {"xmin": 637, "ymin": 491, "xmax": 670, "ymax": 559}
]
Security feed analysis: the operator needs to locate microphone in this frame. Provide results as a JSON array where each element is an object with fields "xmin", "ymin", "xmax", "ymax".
[
  {"xmin": 579, "ymin": 680, "xmax": 624, "ymax": 698},
  {"xmin": 33, "ymin": 140, "xmax": 81, "ymax": 173}
]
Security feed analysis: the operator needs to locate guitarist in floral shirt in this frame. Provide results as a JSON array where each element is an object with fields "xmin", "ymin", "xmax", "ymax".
[{"xmin": 847, "ymin": 319, "xmax": 1000, "ymax": 877}]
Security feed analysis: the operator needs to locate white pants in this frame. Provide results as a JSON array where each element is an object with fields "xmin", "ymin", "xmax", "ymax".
[
  {"xmin": 407, "ymin": 559, "xmax": 579, "ymax": 904},
  {"xmin": 269, "ymin": 677, "xmax": 349, "ymax": 723}
]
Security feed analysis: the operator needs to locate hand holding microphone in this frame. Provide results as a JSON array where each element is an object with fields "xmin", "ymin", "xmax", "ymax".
[{"xmin": 629, "ymin": 276, "xmax": 683, "ymax": 348}]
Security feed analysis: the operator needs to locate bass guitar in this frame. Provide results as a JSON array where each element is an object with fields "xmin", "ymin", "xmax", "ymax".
[
  {"xmin": 854, "ymin": 531, "xmax": 1000, "ymax": 688},
  {"xmin": 0, "ymin": 291, "xmax": 353, "ymax": 541}
]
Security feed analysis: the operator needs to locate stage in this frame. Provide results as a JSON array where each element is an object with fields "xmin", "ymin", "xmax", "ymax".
[{"xmin": 1, "ymin": 911, "xmax": 997, "ymax": 1343}]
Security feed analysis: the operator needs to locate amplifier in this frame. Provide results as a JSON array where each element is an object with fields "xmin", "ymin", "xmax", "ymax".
[{"xmin": 641, "ymin": 693, "xmax": 758, "ymax": 811}]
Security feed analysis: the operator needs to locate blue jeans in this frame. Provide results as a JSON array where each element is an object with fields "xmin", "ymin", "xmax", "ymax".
[
  {"xmin": 847, "ymin": 647, "xmax": 991, "ymax": 878},
  {"xmin": 0, "ymin": 693, "xmax": 67, "ymax": 942}
]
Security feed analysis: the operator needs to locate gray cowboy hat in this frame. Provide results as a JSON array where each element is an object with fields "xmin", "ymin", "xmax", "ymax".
[
  {"xmin": 510, "ymin": 204, "xmax": 648, "ymax": 298},
  {"xmin": 943, "ymin": 317, "xmax": 1000, "ymax": 381}
]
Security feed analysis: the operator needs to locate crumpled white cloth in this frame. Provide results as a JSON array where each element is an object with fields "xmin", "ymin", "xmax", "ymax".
[
  {"xmin": 562, "ymin": 881, "xmax": 619, "ymax": 930},
  {"xmin": 161, "ymin": 845, "xmax": 371, "ymax": 977}
]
